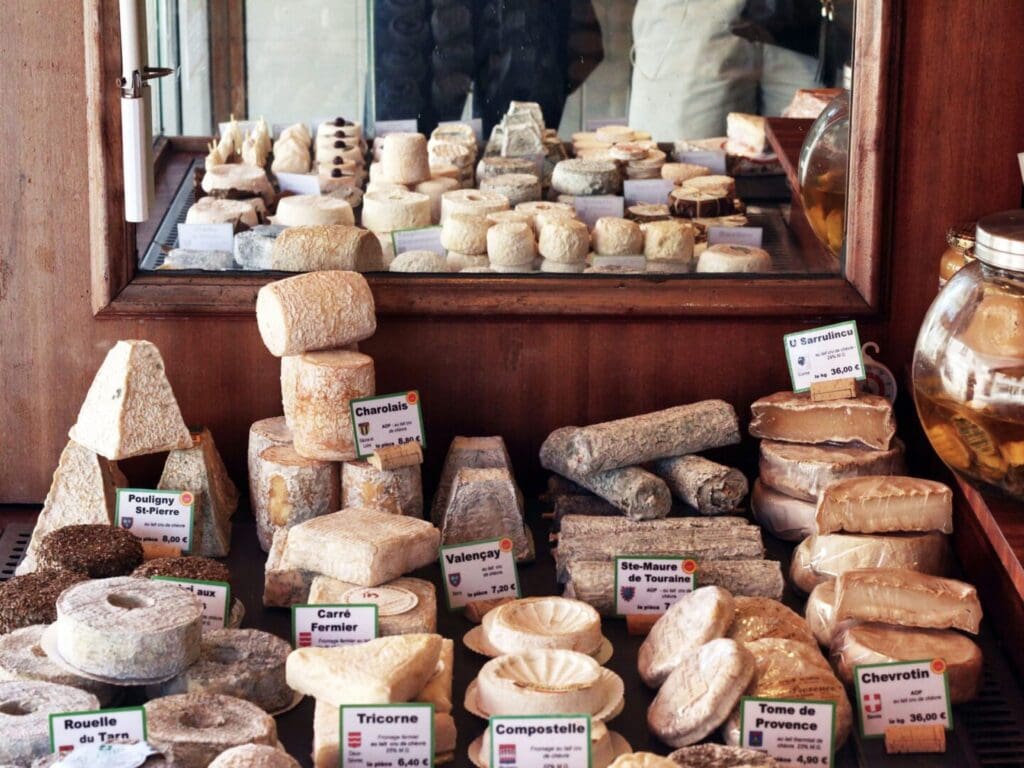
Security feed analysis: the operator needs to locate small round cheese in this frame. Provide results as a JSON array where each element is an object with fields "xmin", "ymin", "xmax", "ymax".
[
  {"xmin": 669, "ymin": 188, "xmax": 733, "ymax": 218},
  {"xmin": 187, "ymin": 197, "xmax": 263, "ymax": 227},
  {"xmin": 517, "ymin": 201, "xmax": 575, "ymax": 231},
  {"xmin": 538, "ymin": 219, "xmax": 590, "ymax": 264},
  {"xmin": 541, "ymin": 259, "xmax": 587, "ymax": 273},
  {"xmin": 591, "ymin": 217, "xmax": 643, "ymax": 256},
  {"xmin": 413, "ymin": 177, "xmax": 460, "ymax": 224},
  {"xmin": 551, "ymin": 159, "xmax": 621, "ymax": 196},
  {"xmin": 661, "ymin": 163, "xmax": 711, "ymax": 184},
  {"xmin": 486, "ymin": 221, "xmax": 536, "ymax": 267},
  {"xmin": 440, "ymin": 189, "xmax": 510, "ymax": 224},
  {"xmin": 480, "ymin": 173, "xmax": 542, "ymax": 206},
  {"xmin": 627, "ymin": 204, "xmax": 671, "ymax": 223},
  {"xmin": 486, "ymin": 210, "xmax": 534, "ymax": 229},
  {"xmin": 361, "ymin": 189, "xmax": 431, "ymax": 233},
  {"xmin": 145, "ymin": 693, "xmax": 277, "ymax": 766},
  {"xmin": 274, "ymin": 195, "xmax": 354, "ymax": 227},
  {"xmin": 642, "ymin": 220, "xmax": 695, "ymax": 263},
  {"xmin": 441, "ymin": 212, "xmax": 492, "ymax": 255},
  {"xmin": 447, "ymin": 251, "xmax": 490, "ymax": 271},
  {"xmin": 608, "ymin": 142, "xmax": 649, "ymax": 162},
  {"xmin": 696, "ymin": 244, "xmax": 772, "ymax": 273},
  {"xmin": 390, "ymin": 250, "xmax": 449, "ymax": 273},
  {"xmin": 380, "ymin": 132, "xmax": 431, "ymax": 185}
]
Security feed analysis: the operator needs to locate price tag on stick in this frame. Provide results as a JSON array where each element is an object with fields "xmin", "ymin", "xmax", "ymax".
[
  {"xmin": 854, "ymin": 659, "xmax": 952, "ymax": 738},
  {"xmin": 783, "ymin": 320, "xmax": 866, "ymax": 393},
  {"xmin": 439, "ymin": 538, "xmax": 520, "ymax": 610}
]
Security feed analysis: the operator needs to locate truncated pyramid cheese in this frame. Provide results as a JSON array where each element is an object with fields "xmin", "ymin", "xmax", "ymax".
[
  {"xmin": 263, "ymin": 528, "xmax": 314, "ymax": 607},
  {"xmin": 431, "ymin": 436, "xmax": 515, "ymax": 525},
  {"xmin": 727, "ymin": 596, "xmax": 817, "ymax": 649},
  {"xmin": 749, "ymin": 479, "xmax": 816, "ymax": 541},
  {"xmin": 307, "ymin": 575, "xmax": 437, "ymax": 635},
  {"xmin": 790, "ymin": 531, "xmax": 949, "ymax": 593},
  {"xmin": 815, "ymin": 476, "xmax": 954, "ymax": 535},
  {"xmin": 342, "ymin": 460, "xmax": 423, "ymax": 518},
  {"xmin": 252, "ymin": 444, "xmax": 339, "ymax": 552},
  {"xmin": 806, "ymin": 581, "xmax": 837, "ymax": 647},
  {"xmin": 417, "ymin": 637, "xmax": 454, "ymax": 713},
  {"xmin": 256, "ymin": 271, "xmax": 376, "ymax": 357},
  {"xmin": 0, "ymin": 681, "xmax": 100, "ymax": 766},
  {"xmin": 283, "ymin": 508, "xmax": 441, "ymax": 586},
  {"xmin": 830, "ymin": 623, "xmax": 983, "ymax": 704},
  {"xmin": 639, "ymin": 586, "xmax": 734, "ymax": 687},
  {"xmin": 19, "ymin": 439, "xmax": 126, "ymax": 574},
  {"xmin": 759, "ymin": 440, "xmax": 905, "ymax": 502},
  {"xmin": 68, "ymin": 340, "xmax": 193, "ymax": 460},
  {"xmin": 651, "ymin": 455, "xmax": 748, "ymax": 515},
  {"xmin": 834, "ymin": 568, "xmax": 982, "ymax": 633},
  {"xmin": 158, "ymin": 427, "xmax": 239, "ymax": 557},
  {"xmin": 286, "ymin": 633, "xmax": 442, "ymax": 706},
  {"xmin": 647, "ymin": 638, "xmax": 755, "ymax": 748},
  {"xmin": 440, "ymin": 467, "xmax": 533, "ymax": 562},
  {"xmin": 749, "ymin": 391, "xmax": 896, "ymax": 450},
  {"xmin": 281, "ymin": 350, "xmax": 375, "ymax": 461},
  {"xmin": 209, "ymin": 744, "xmax": 300, "ymax": 768},
  {"xmin": 0, "ymin": 625, "xmax": 115, "ymax": 704}
]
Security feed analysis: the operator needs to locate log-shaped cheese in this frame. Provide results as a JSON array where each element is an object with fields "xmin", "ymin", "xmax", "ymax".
[
  {"xmin": 834, "ymin": 568, "xmax": 982, "ymax": 633},
  {"xmin": 759, "ymin": 440, "xmax": 905, "ymax": 502},
  {"xmin": 269, "ymin": 224, "xmax": 383, "ymax": 272},
  {"xmin": 308, "ymin": 575, "xmax": 437, "ymax": 635},
  {"xmin": 252, "ymin": 445, "xmax": 339, "ymax": 551},
  {"xmin": 256, "ymin": 271, "xmax": 376, "ymax": 357},
  {"xmin": 749, "ymin": 479, "xmax": 816, "ymax": 542},
  {"xmin": 281, "ymin": 350, "xmax": 375, "ymax": 461},
  {"xmin": 651, "ymin": 455, "xmax": 748, "ymax": 515},
  {"xmin": 341, "ymin": 460, "xmax": 422, "ymax": 517},
  {"xmin": 749, "ymin": 391, "xmax": 896, "ymax": 450},
  {"xmin": 815, "ymin": 476, "xmax": 954, "ymax": 535}
]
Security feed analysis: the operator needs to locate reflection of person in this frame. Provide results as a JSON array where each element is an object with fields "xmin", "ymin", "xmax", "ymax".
[{"xmin": 628, "ymin": 0, "xmax": 821, "ymax": 141}]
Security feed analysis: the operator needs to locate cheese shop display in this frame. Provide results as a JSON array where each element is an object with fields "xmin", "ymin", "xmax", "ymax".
[{"xmin": 0, "ymin": 680, "xmax": 100, "ymax": 765}]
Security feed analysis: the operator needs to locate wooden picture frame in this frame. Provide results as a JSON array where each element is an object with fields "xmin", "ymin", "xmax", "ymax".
[{"xmin": 84, "ymin": 0, "xmax": 899, "ymax": 318}]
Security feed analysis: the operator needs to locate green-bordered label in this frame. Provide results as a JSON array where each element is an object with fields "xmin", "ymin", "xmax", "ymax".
[
  {"xmin": 853, "ymin": 658, "xmax": 952, "ymax": 738},
  {"xmin": 114, "ymin": 488, "xmax": 195, "ymax": 554},
  {"xmin": 292, "ymin": 604, "xmax": 379, "ymax": 648},
  {"xmin": 738, "ymin": 697, "xmax": 835, "ymax": 766},
  {"xmin": 613, "ymin": 556, "xmax": 697, "ymax": 616},
  {"xmin": 350, "ymin": 391, "xmax": 426, "ymax": 459},
  {"xmin": 488, "ymin": 714, "xmax": 592, "ymax": 768},
  {"xmin": 439, "ymin": 537, "xmax": 520, "ymax": 611},
  {"xmin": 151, "ymin": 576, "xmax": 230, "ymax": 630},
  {"xmin": 340, "ymin": 703, "xmax": 434, "ymax": 767},
  {"xmin": 783, "ymin": 320, "xmax": 866, "ymax": 393},
  {"xmin": 49, "ymin": 706, "xmax": 147, "ymax": 754}
]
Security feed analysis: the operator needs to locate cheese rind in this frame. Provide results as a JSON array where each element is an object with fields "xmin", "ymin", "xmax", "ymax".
[
  {"xmin": 727, "ymin": 596, "xmax": 817, "ymax": 649},
  {"xmin": 439, "ymin": 467, "xmax": 533, "ymax": 562},
  {"xmin": 749, "ymin": 391, "xmax": 896, "ymax": 450},
  {"xmin": 749, "ymin": 479, "xmax": 816, "ymax": 542},
  {"xmin": 482, "ymin": 597, "xmax": 603, "ymax": 656},
  {"xmin": 417, "ymin": 638, "xmax": 453, "ymax": 713},
  {"xmin": 805, "ymin": 580, "xmax": 837, "ymax": 647},
  {"xmin": 0, "ymin": 681, "xmax": 100, "ymax": 766},
  {"xmin": 342, "ymin": 460, "xmax": 423, "ymax": 518},
  {"xmin": 209, "ymin": 744, "xmax": 300, "ymax": 768},
  {"xmin": 307, "ymin": 576, "xmax": 437, "ymax": 635},
  {"xmin": 759, "ymin": 440, "xmax": 905, "ymax": 502},
  {"xmin": 431, "ymin": 436, "xmax": 514, "ymax": 525},
  {"xmin": 815, "ymin": 476, "xmax": 954, "ymax": 535},
  {"xmin": 252, "ymin": 445, "xmax": 339, "ymax": 552},
  {"xmin": 651, "ymin": 455, "xmax": 748, "ymax": 515},
  {"xmin": 269, "ymin": 224, "xmax": 382, "ymax": 272},
  {"xmin": 262, "ymin": 528, "xmax": 314, "ymax": 607},
  {"xmin": 834, "ymin": 568, "xmax": 982, "ymax": 633}
]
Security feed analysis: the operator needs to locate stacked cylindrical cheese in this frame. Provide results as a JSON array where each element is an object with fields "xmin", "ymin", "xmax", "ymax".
[{"xmin": 314, "ymin": 117, "xmax": 366, "ymax": 192}]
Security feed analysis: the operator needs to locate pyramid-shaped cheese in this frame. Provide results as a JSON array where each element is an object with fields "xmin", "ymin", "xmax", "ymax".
[
  {"xmin": 69, "ymin": 340, "xmax": 192, "ymax": 460},
  {"xmin": 286, "ymin": 633, "xmax": 442, "ymax": 707},
  {"xmin": 17, "ymin": 440, "xmax": 127, "ymax": 574},
  {"xmin": 158, "ymin": 427, "xmax": 239, "ymax": 556},
  {"xmin": 440, "ymin": 467, "xmax": 533, "ymax": 562},
  {"xmin": 430, "ymin": 436, "xmax": 514, "ymax": 525}
]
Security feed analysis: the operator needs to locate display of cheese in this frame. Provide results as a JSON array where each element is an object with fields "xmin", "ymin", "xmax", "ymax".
[
  {"xmin": 749, "ymin": 479, "xmax": 816, "ymax": 541},
  {"xmin": 474, "ymin": 718, "xmax": 624, "ymax": 768},
  {"xmin": 833, "ymin": 568, "xmax": 982, "ymax": 633},
  {"xmin": 651, "ymin": 455, "xmax": 748, "ymax": 515},
  {"xmin": 209, "ymin": 744, "xmax": 300, "ymax": 768},
  {"xmin": 0, "ymin": 681, "xmax": 100, "ymax": 766},
  {"xmin": 269, "ymin": 224, "xmax": 383, "ymax": 272},
  {"xmin": 0, "ymin": 624, "xmax": 115, "ymax": 704},
  {"xmin": 668, "ymin": 744, "xmax": 779, "ymax": 767},
  {"xmin": 726, "ymin": 113, "xmax": 769, "ymax": 154},
  {"xmin": 251, "ymin": 444, "xmax": 339, "ymax": 552},
  {"xmin": 647, "ymin": 638, "xmax": 755, "ymax": 747},
  {"xmin": 256, "ymin": 271, "xmax": 376, "ymax": 358},
  {"xmin": 805, "ymin": 581, "xmax": 837, "ymax": 647},
  {"xmin": 815, "ymin": 476, "xmax": 954, "ymax": 535},
  {"xmin": 307, "ymin": 575, "xmax": 437, "ymax": 635},
  {"xmin": 439, "ymin": 467, "xmax": 533, "ymax": 562},
  {"xmin": 477, "ymin": 597, "xmax": 605, "ymax": 657},
  {"xmin": 749, "ymin": 391, "xmax": 896, "ymax": 450},
  {"xmin": 441, "ymin": 212, "xmax": 492, "ymax": 255},
  {"xmin": 380, "ymin": 133, "xmax": 431, "ymax": 185},
  {"xmin": 286, "ymin": 633, "xmax": 442, "ymax": 706},
  {"xmin": 727, "ymin": 596, "xmax": 817, "ymax": 649},
  {"xmin": 263, "ymin": 528, "xmax": 314, "ymax": 607},
  {"xmin": 638, "ymin": 586, "xmax": 734, "ymax": 687},
  {"xmin": 341, "ymin": 460, "xmax": 422, "ymax": 517},
  {"xmin": 430, "ymin": 436, "xmax": 515, "ymax": 525},
  {"xmin": 789, "ymin": 530, "xmax": 948, "ymax": 593},
  {"xmin": 830, "ymin": 623, "xmax": 983, "ymax": 703},
  {"xmin": 18, "ymin": 439, "xmax": 126, "ymax": 574},
  {"xmin": 280, "ymin": 350, "xmax": 374, "ymax": 461},
  {"xmin": 551, "ymin": 159, "xmax": 622, "ymax": 196},
  {"xmin": 439, "ymin": 189, "xmax": 510, "ymax": 224},
  {"xmin": 158, "ymin": 427, "xmax": 238, "ymax": 557},
  {"xmin": 274, "ymin": 195, "xmax": 354, "ymax": 227},
  {"xmin": 758, "ymin": 440, "xmax": 906, "ymax": 502},
  {"xmin": 68, "ymin": 340, "xmax": 192, "ymax": 460},
  {"xmin": 281, "ymin": 508, "xmax": 441, "ymax": 587}
]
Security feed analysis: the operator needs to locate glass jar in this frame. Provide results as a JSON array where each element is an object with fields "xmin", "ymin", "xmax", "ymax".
[
  {"xmin": 798, "ymin": 90, "xmax": 850, "ymax": 257},
  {"xmin": 912, "ymin": 210, "xmax": 1024, "ymax": 501},
  {"xmin": 938, "ymin": 222, "xmax": 976, "ymax": 289}
]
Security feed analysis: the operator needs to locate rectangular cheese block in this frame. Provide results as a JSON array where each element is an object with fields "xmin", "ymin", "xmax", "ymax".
[
  {"xmin": 284, "ymin": 508, "xmax": 441, "ymax": 587},
  {"xmin": 834, "ymin": 568, "xmax": 982, "ymax": 633},
  {"xmin": 759, "ymin": 439, "xmax": 905, "ymax": 502},
  {"xmin": 308, "ymin": 575, "xmax": 437, "ymax": 635},
  {"xmin": 416, "ymin": 638, "xmax": 453, "ymax": 713},
  {"xmin": 815, "ymin": 476, "xmax": 953, "ymax": 534},
  {"xmin": 263, "ymin": 528, "xmax": 314, "ymax": 607},
  {"xmin": 727, "ymin": 112, "xmax": 769, "ymax": 153},
  {"xmin": 749, "ymin": 391, "xmax": 896, "ymax": 450}
]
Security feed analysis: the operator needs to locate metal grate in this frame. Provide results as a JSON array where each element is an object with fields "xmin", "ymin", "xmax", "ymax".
[
  {"xmin": 960, "ymin": 660, "xmax": 1024, "ymax": 767},
  {"xmin": 0, "ymin": 522, "xmax": 33, "ymax": 580},
  {"xmin": 139, "ymin": 159, "xmax": 200, "ymax": 271}
]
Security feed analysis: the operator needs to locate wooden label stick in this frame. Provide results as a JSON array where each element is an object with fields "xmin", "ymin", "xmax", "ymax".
[
  {"xmin": 884, "ymin": 724, "xmax": 946, "ymax": 754},
  {"xmin": 368, "ymin": 442, "xmax": 423, "ymax": 470},
  {"xmin": 809, "ymin": 377, "xmax": 857, "ymax": 402}
]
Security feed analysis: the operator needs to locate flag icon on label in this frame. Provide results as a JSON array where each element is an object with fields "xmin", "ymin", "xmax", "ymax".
[
  {"xmin": 863, "ymin": 692, "xmax": 882, "ymax": 714},
  {"xmin": 298, "ymin": 632, "xmax": 312, "ymax": 647},
  {"xmin": 498, "ymin": 743, "xmax": 516, "ymax": 765},
  {"xmin": 347, "ymin": 731, "xmax": 362, "ymax": 748}
]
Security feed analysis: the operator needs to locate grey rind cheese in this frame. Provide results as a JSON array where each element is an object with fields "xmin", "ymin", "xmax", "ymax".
[
  {"xmin": 668, "ymin": 744, "xmax": 779, "ymax": 767},
  {"xmin": 263, "ymin": 528, "xmax": 314, "ymax": 607},
  {"xmin": 759, "ymin": 439, "xmax": 905, "ymax": 502},
  {"xmin": 145, "ymin": 693, "xmax": 277, "ymax": 768},
  {"xmin": 564, "ymin": 559, "xmax": 784, "ymax": 615},
  {"xmin": 440, "ymin": 468, "xmax": 533, "ymax": 562},
  {"xmin": 270, "ymin": 225, "xmax": 383, "ymax": 272},
  {"xmin": 253, "ymin": 444, "xmax": 340, "ymax": 552},
  {"xmin": 651, "ymin": 455, "xmax": 749, "ymax": 515},
  {"xmin": 559, "ymin": 515, "xmax": 751, "ymax": 537},
  {"xmin": 0, "ymin": 625, "xmax": 116, "ymax": 705},
  {"xmin": 550, "ymin": 495, "xmax": 621, "ymax": 529},
  {"xmin": 342, "ymin": 460, "xmax": 423, "ymax": 518},
  {"xmin": 430, "ymin": 436, "xmax": 515, "ymax": 526},
  {"xmin": 247, "ymin": 417, "xmax": 293, "ymax": 523},
  {"xmin": 551, "ymin": 159, "xmax": 622, "ymax": 196},
  {"xmin": 563, "ymin": 401, "xmax": 741, "ymax": 475},
  {"xmin": 308, "ymin": 576, "xmax": 437, "ymax": 635},
  {"xmin": 540, "ymin": 427, "xmax": 671, "ymax": 521},
  {"xmin": 0, "ymin": 681, "xmax": 100, "ymax": 766},
  {"xmin": 209, "ymin": 744, "xmax": 300, "ymax": 768},
  {"xmin": 55, "ymin": 577, "xmax": 203, "ymax": 680},
  {"xmin": 157, "ymin": 629, "xmax": 292, "ymax": 713}
]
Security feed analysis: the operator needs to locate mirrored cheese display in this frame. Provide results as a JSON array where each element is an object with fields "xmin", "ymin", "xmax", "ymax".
[
  {"xmin": 270, "ymin": 225, "xmax": 383, "ymax": 273},
  {"xmin": 815, "ymin": 475, "xmax": 954, "ymax": 535},
  {"xmin": 273, "ymin": 195, "xmax": 354, "ymax": 227},
  {"xmin": 308, "ymin": 576, "xmax": 437, "ymax": 635},
  {"xmin": 0, "ymin": 681, "xmax": 100, "ymax": 766},
  {"xmin": 185, "ymin": 196, "xmax": 264, "ymax": 227},
  {"xmin": 749, "ymin": 391, "xmax": 897, "ymax": 450},
  {"xmin": 758, "ymin": 440, "xmax": 906, "ymax": 502}
]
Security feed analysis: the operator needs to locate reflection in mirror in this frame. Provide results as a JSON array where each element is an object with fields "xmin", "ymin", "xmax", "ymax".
[{"xmin": 138, "ymin": 0, "xmax": 854, "ymax": 281}]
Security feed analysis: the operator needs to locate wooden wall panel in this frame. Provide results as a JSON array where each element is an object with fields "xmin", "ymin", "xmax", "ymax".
[{"xmin": 1, "ymin": 1, "xmax": 1022, "ymax": 502}]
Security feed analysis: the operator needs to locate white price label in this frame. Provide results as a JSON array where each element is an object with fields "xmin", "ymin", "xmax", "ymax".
[
  {"xmin": 488, "ymin": 715, "xmax": 591, "ymax": 768},
  {"xmin": 49, "ymin": 707, "xmax": 147, "ymax": 754},
  {"xmin": 439, "ymin": 538, "xmax": 520, "ymax": 610},
  {"xmin": 586, "ymin": 117, "xmax": 629, "ymax": 131},
  {"xmin": 614, "ymin": 557, "xmax": 697, "ymax": 615},
  {"xmin": 151, "ymin": 577, "xmax": 230, "ymax": 630},
  {"xmin": 391, "ymin": 226, "xmax": 445, "ymax": 258},
  {"xmin": 574, "ymin": 196, "xmax": 625, "ymax": 230},
  {"xmin": 854, "ymin": 659, "xmax": 952, "ymax": 737},
  {"xmin": 375, "ymin": 119, "xmax": 419, "ymax": 137},
  {"xmin": 739, "ymin": 698, "xmax": 835, "ymax": 766},
  {"xmin": 176, "ymin": 223, "xmax": 234, "ymax": 253},
  {"xmin": 676, "ymin": 149, "xmax": 728, "ymax": 174},
  {"xmin": 276, "ymin": 172, "xmax": 321, "ymax": 196},
  {"xmin": 350, "ymin": 391, "xmax": 425, "ymax": 458},
  {"xmin": 293, "ymin": 604, "xmax": 378, "ymax": 648},
  {"xmin": 115, "ymin": 489, "xmax": 195, "ymax": 554},
  {"xmin": 707, "ymin": 226, "xmax": 764, "ymax": 247},
  {"xmin": 340, "ymin": 704, "xmax": 433, "ymax": 767},
  {"xmin": 784, "ymin": 320, "xmax": 866, "ymax": 392},
  {"xmin": 623, "ymin": 179, "xmax": 675, "ymax": 206}
]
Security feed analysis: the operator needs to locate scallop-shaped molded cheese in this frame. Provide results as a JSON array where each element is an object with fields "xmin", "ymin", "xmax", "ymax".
[{"xmin": 484, "ymin": 597, "xmax": 602, "ymax": 655}]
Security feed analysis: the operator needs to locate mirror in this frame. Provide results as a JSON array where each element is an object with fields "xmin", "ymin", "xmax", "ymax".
[{"xmin": 137, "ymin": 0, "xmax": 855, "ymax": 280}]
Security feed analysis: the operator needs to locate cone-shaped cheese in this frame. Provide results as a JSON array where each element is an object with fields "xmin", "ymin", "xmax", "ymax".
[{"xmin": 69, "ymin": 340, "xmax": 192, "ymax": 460}]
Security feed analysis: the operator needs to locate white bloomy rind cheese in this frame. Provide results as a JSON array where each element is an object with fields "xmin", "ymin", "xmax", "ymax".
[
  {"xmin": 815, "ymin": 476, "xmax": 954, "ymax": 535},
  {"xmin": 749, "ymin": 391, "xmax": 896, "ymax": 450},
  {"xmin": 255, "ymin": 271, "xmax": 377, "ymax": 358},
  {"xmin": 758, "ymin": 440, "xmax": 906, "ymax": 502},
  {"xmin": 307, "ymin": 575, "xmax": 437, "ymax": 635},
  {"xmin": 476, "ymin": 649, "xmax": 610, "ymax": 716},
  {"xmin": 68, "ymin": 340, "xmax": 193, "ymax": 460},
  {"xmin": 252, "ymin": 444, "xmax": 340, "ymax": 552}
]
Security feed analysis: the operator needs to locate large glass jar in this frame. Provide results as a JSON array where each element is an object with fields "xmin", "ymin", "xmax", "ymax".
[
  {"xmin": 913, "ymin": 210, "xmax": 1024, "ymax": 500},
  {"xmin": 938, "ymin": 222, "xmax": 976, "ymax": 289},
  {"xmin": 798, "ymin": 90, "xmax": 850, "ymax": 257}
]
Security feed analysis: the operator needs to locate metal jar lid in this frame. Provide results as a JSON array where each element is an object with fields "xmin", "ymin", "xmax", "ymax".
[
  {"xmin": 946, "ymin": 221, "xmax": 976, "ymax": 252},
  {"xmin": 975, "ymin": 209, "xmax": 1024, "ymax": 271}
]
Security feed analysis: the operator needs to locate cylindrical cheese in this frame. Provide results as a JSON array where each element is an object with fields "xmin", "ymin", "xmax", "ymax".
[
  {"xmin": 389, "ymin": 250, "xmax": 449, "ymax": 273},
  {"xmin": 440, "ymin": 189, "xmax": 510, "ymax": 224},
  {"xmin": 538, "ymin": 219, "xmax": 590, "ymax": 264},
  {"xmin": 360, "ymin": 189, "xmax": 432, "ymax": 233},
  {"xmin": 428, "ymin": 163, "xmax": 461, "ymax": 181},
  {"xmin": 446, "ymin": 251, "xmax": 490, "ymax": 271},
  {"xmin": 281, "ymin": 350, "xmax": 375, "ymax": 461},
  {"xmin": 441, "ymin": 213, "xmax": 492, "ymax": 255},
  {"xmin": 490, "ymin": 263, "xmax": 539, "ymax": 274},
  {"xmin": 186, "ymin": 197, "xmax": 263, "ymax": 227},
  {"xmin": 487, "ymin": 221, "xmax": 537, "ymax": 267},
  {"xmin": 642, "ymin": 220, "xmax": 695, "ymax": 263},
  {"xmin": 687, "ymin": 174, "xmax": 737, "ymax": 197},
  {"xmin": 380, "ymin": 133, "xmax": 431, "ymax": 185},
  {"xmin": 427, "ymin": 141, "xmax": 473, "ymax": 170},
  {"xmin": 342, "ymin": 460, "xmax": 423, "ymax": 517},
  {"xmin": 551, "ymin": 159, "xmax": 621, "ymax": 196},
  {"xmin": 486, "ymin": 210, "xmax": 535, "ymax": 229},
  {"xmin": 270, "ymin": 225, "xmax": 383, "ymax": 272},
  {"xmin": 595, "ymin": 124, "xmax": 635, "ymax": 143},
  {"xmin": 256, "ymin": 271, "xmax": 376, "ymax": 357},
  {"xmin": 252, "ymin": 443, "xmax": 340, "ymax": 551},
  {"xmin": 627, "ymin": 203, "xmax": 671, "ymax": 223},
  {"xmin": 480, "ymin": 173, "xmax": 542, "ymax": 207},
  {"xmin": 661, "ymin": 162, "xmax": 711, "ymax": 184},
  {"xmin": 541, "ymin": 259, "xmax": 587, "ymax": 274},
  {"xmin": 413, "ymin": 177, "xmax": 460, "ymax": 224},
  {"xmin": 696, "ymin": 244, "xmax": 772, "ymax": 273},
  {"xmin": 591, "ymin": 217, "xmax": 643, "ymax": 256},
  {"xmin": 274, "ymin": 194, "xmax": 354, "ymax": 227}
]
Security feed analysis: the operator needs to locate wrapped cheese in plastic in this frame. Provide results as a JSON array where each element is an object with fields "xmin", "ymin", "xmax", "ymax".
[{"xmin": 805, "ymin": 581, "xmax": 838, "ymax": 647}]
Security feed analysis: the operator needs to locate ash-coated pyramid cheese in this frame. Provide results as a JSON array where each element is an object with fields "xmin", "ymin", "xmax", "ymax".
[
  {"xmin": 0, "ymin": 681, "xmax": 100, "ymax": 765},
  {"xmin": 308, "ymin": 575, "xmax": 437, "ymax": 635},
  {"xmin": 283, "ymin": 508, "xmax": 440, "ymax": 587},
  {"xmin": 440, "ymin": 467, "xmax": 533, "ymax": 562},
  {"xmin": 431, "ymin": 436, "xmax": 515, "ymax": 525},
  {"xmin": 68, "ymin": 340, "xmax": 193, "ymax": 460},
  {"xmin": 286, "ymin": 633, "xmax": 443, "ymax": 707}
]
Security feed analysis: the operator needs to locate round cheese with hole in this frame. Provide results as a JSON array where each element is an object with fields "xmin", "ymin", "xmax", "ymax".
[
  {"xmin": 361, "ymin": 189, "xmax": 431, "ymax": 233},
  {"xmin": 440, "ymin": 189, "xmax": 510, "ymax": 224}
]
